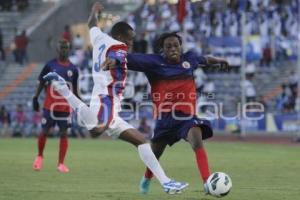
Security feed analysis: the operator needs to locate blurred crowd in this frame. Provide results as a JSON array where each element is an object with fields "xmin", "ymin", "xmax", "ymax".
[
  {"xmin": 0, "ymin": 0, "xmax": 299, "ymax": 137},
  {"xmin": 0, "ymin": 0, "xmax": 29, "ymax": 12},
  {"xmin": 127, "ymin": 0, "xmax": 298, "ymax": 62},
  {"xmin": 276, "ymin": 71, "xmax": 299, "ymax": 113}
]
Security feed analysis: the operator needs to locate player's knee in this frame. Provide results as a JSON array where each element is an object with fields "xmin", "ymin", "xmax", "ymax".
[
  {"xmin": 132, "ymin": 137, "xmax": 146, "ymax": 147},
  {"xmin": 187, "ymin": 127, "xmax": 204, "ymax": 150},
  {"xmin": 59, "ymin": 130, "xmax": 68, "ymax": 137},
  {"xmin": 191, "ymin": 140, "xmax": 203, "ymax": 151}
]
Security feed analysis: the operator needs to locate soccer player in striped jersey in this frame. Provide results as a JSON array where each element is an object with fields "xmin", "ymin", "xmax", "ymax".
[{"xmin": 43, "ymin": 2, "xmax": 188, "ymax": 194}]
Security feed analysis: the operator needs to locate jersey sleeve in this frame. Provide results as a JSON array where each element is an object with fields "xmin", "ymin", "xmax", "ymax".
[
  {"xmin": 89, "ymin": 27, "xmax": 109, "ymax": 47},
  {"xmin": 38, "ymin": 64, "xmax": 50, "ymax": 83},
  {"xmin": 187, "ymin": 51, "xmax": 208, "ymax": 69},
  {"xmin": 127, "ymin": 53, "xmax": 154, "ymax": 72},
  {"xmin": 196, "ymin": 55, "xmax": 208, "ymax": 66},
  {"xmin": 106, "ymin": 45, "xmax": 128, "ymax": 66}
]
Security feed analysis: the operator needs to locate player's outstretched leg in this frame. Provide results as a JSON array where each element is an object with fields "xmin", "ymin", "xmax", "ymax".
[
  {"xmin": 140, "ymin": 141, "xmax": 167, "ymax": 194},
  {"xmin": 43, "ymin": 72, "xmax": 106, "ymax": 134},
  {"xmin": 119, "ymin": 129, "xmax": 188, "ymax": 194},
  {"xmin": 186, "ymin": 127, "xmax": 211, "ymax": 194}
]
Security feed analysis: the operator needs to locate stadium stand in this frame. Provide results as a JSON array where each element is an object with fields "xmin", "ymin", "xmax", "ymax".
[{"xmin": 0, "ymin": 0, "xmax": 299, "ymax": 137}]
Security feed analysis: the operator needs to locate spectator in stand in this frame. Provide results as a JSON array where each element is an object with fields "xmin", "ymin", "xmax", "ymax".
[
  {"xmin": 0, "ymin": 0, "xmax": 13, "ymax": 11},
  {"xmin": 194, "ymin": 68, "xmax": 207, "ymax": 95},
  {"xmin": 0, "ymin": 105, "xmax": 11, "ymax": 136},
  {"xmin": 276, "ymin": 83, "xmax": 295, "ymax": 113},
  {"xmin": 244, "ymin": 76, "xmax": 256, "ymax": 102},
  {"xmin": 14, "ymin": 30, "xmax": 29, "ymax": 65},
  {"xmin": 245, "ymin": 62, "xmax": 256, "ymax": 78},
  {"xmin": 261, "ymin": 43, "xmax": 272, "ymax": 67},
  {"xmin": 11, "ymin": 104, "xmax": 27, "ymax": 137},
  {"xmin": 29, "ymin": 111, "xmax": 42, "ymax": 137},
  {"xmin": 72, "ymin": 34, "xmax": 84, "ymax": 50},
  {"xmin": 16, "ymin": 0, "xmax": 29, "ymax": 11},
  {"xmin": 288, "ymin": 70, "xmax": 298, "ymax": 90},
  {"xmin": 133, "ymin": 33, "xmax": 148, "ymax": 53},
  {"xmin": 62, "ymin": 25, "xmax": 72, "ymax": 44},
  {"xmin": 0, "ymin": 29, "xmax": 5, "ymax": 61}
]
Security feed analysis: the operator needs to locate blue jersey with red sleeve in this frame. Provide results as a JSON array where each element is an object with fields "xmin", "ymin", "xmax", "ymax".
[
  {"xmin": 38, "ymin": 59, "xmax": 79, "ymax": 113},
  {"xmin": 127, "ymin": 51, "xmax": 207, "ymax": 117}
]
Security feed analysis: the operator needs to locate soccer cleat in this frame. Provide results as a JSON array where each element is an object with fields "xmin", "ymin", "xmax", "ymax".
[
  {"xmin": 43, "ymin": 72, "xmax": 69, "ymax": 95},
  {"xmin": 57, "ymin": 163, "xmax": 70, "ymax": 173},
  {"xmin": 139, "ymin": 176, "xmax": 151, "ymax": 194},
  {"xmin": 33, "ymin": 156, "xmax": 43, "ymax": 171},
  {"xmin": 204, "ymin": 182, "xmax": 210, "ymax": 195},
  {"xmin": 163, "ymin": 180, "xmax": 189, "ymax": 195}
]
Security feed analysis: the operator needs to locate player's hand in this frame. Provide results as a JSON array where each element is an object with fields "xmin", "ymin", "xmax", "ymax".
[
  {"xmin": 101, "ymin": 58, "xmax": 117, "ymax": 71},
  {"xmin": 92, "ymin": 2, "xmax": 104, "ymax": 14},
  {"xmin": 217, "ymin": 58, "xmax": 230, "ymax": 72},
  {"xmin": 32, "ymin": 96, "xmax": 40, "ymax": 112}
]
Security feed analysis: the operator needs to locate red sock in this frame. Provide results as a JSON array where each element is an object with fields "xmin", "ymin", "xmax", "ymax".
[
  {"xmin": 195, "ymin": 147, "xmax": 210, "ymax": 183},
  {"xmin": 144, "ymin": 167, "xmax": 154, "ymax": 179},
  {"xmin": 37, "ymin": 132, "xmax": 47, "ymax": 157},
  {"xmin": 58, "ymin": 136, "xmax": 68, "ymax": 164}
]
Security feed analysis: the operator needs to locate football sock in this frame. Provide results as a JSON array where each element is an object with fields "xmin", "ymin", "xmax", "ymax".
[
  {"xmin": 195, "ymin": 147, "xmax": 210, "ymax": 183},
  {"xmin": 37, "ymin": 131, "xmax": 47, "ymax": 157},
  {"xmin": 58, "ymin": 136, "xmax": 68, "ymax": 164},
  {"xmin": 138, "ymin": 143, "xmax": 170, "ymax": 185},
  {"xmin": 144, "ymin": 167, "xmax": 154, "ymax": 179}
]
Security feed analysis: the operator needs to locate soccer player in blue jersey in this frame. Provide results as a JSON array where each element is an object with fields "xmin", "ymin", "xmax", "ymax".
[
  {"xmin": 32, "ymin": 39, "xmax": 79, "ymax": 173},
  {"xmin": 103, "ymin": 32, "xmax": 228, "ymax": 194},
  {"xmin": 41, "ymin": 2, "xmax": 188, "ymax": 194}
]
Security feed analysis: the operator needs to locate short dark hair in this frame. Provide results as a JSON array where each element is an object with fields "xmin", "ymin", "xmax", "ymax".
[
  {"xmin": 157, "ymin": 32, "xmax": 182, "ymax": 50},
  {"xmin": 111, "ymin": 21, "xmax": 133, "ymax": 38}
]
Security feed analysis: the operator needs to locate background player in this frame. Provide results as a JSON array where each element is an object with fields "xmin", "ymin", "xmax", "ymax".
[
  {"xmin": 43, "ymin": 2, "xmax": 188, "ymax": 194},
  {"xmin": 32, "ymin": 39, "xmax": 79, "ymax": 173},
  {"xmin": 104, "ymin": 32, "xmax": 228, "ymax": 194}
]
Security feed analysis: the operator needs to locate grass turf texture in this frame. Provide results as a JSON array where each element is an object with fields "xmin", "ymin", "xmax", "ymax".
[{"xmin": 0, "ymin": 138, "xmax": 299, "ymax": 200}]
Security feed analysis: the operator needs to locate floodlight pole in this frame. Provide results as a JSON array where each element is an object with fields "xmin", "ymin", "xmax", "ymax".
[{"xmin": 240, "ymin": 12, "xmax": 247, "ymax": 137}]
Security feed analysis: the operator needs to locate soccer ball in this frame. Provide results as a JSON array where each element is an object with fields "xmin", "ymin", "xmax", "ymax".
[{"xmin": 206, "ymin": 172, "xmax": 232, "ymax": 197}]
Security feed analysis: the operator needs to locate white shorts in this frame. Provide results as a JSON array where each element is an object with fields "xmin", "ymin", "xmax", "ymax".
[
  {"xmin": 88, "ymin": 94, "xmax": 133, "ymax": 138},
  {"xmin": 103, "ymin": 116, "xmax": 134, "ymax": 138}
]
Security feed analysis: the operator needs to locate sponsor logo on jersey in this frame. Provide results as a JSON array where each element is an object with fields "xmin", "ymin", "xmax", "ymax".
[
  {"xmin": 67, "ymin": 70, "xmax": 73, "ymax": 77},
  {"xmin": 182, "ymin": 61, "xmax": 191, "ymax": 69}
]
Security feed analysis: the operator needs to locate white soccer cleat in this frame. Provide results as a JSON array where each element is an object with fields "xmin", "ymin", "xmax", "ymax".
[
  {"xmin": 163, "ymin": 180, "xmax": 189, "ymax": 195},
  {"xmin": 43, "ymin": 72, "xmax": 70, "ymax": 96}
]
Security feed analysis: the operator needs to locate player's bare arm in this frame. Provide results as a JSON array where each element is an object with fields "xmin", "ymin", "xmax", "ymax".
[
  {"xmin": 205, "ymin": 56, "xmax": 229, "ymax": 71},
  {"xmin": 88, "ymin": 2, "xmax": 103, "ymax": 29}
]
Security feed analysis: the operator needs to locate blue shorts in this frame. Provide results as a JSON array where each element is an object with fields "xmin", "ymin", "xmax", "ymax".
[
  {"xmin": 42, "ymin": 109, "xmax": 70, "ymax": 130},
  {"xmin": 152, "ymin": 112, "xmax": 213, "ymax": 146}
]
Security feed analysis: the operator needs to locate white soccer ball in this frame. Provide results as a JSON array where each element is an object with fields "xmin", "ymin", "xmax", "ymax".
[{"xmin": 206, "ymin": 172, "xmax": 232, "ymax": 197}]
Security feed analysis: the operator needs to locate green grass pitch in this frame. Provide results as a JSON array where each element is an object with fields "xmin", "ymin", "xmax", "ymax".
[{"xmin": 0, "ymin": 138, "xmax": 299, "ymax": 200}]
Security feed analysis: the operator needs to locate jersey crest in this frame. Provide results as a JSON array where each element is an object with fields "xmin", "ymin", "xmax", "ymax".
[
  {"xmin": 182, "ymin": 61, "xmax": 191, "ymax": 69},
  {"xmin": 67, "ymin": 70, "xmax": 73, "ymax": 77}
]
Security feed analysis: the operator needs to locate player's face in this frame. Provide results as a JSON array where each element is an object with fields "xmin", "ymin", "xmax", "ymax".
[
  {"xmin": 58, "ymin": 42, "xmax": 70, "ymax": 59},
  {"xmin": 119, "ymin": 30, "xmax": 135, "ymax": 50},
  {"xmin": 163, "ymin": 36, "xmax": 181, "ymax": 63}
]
